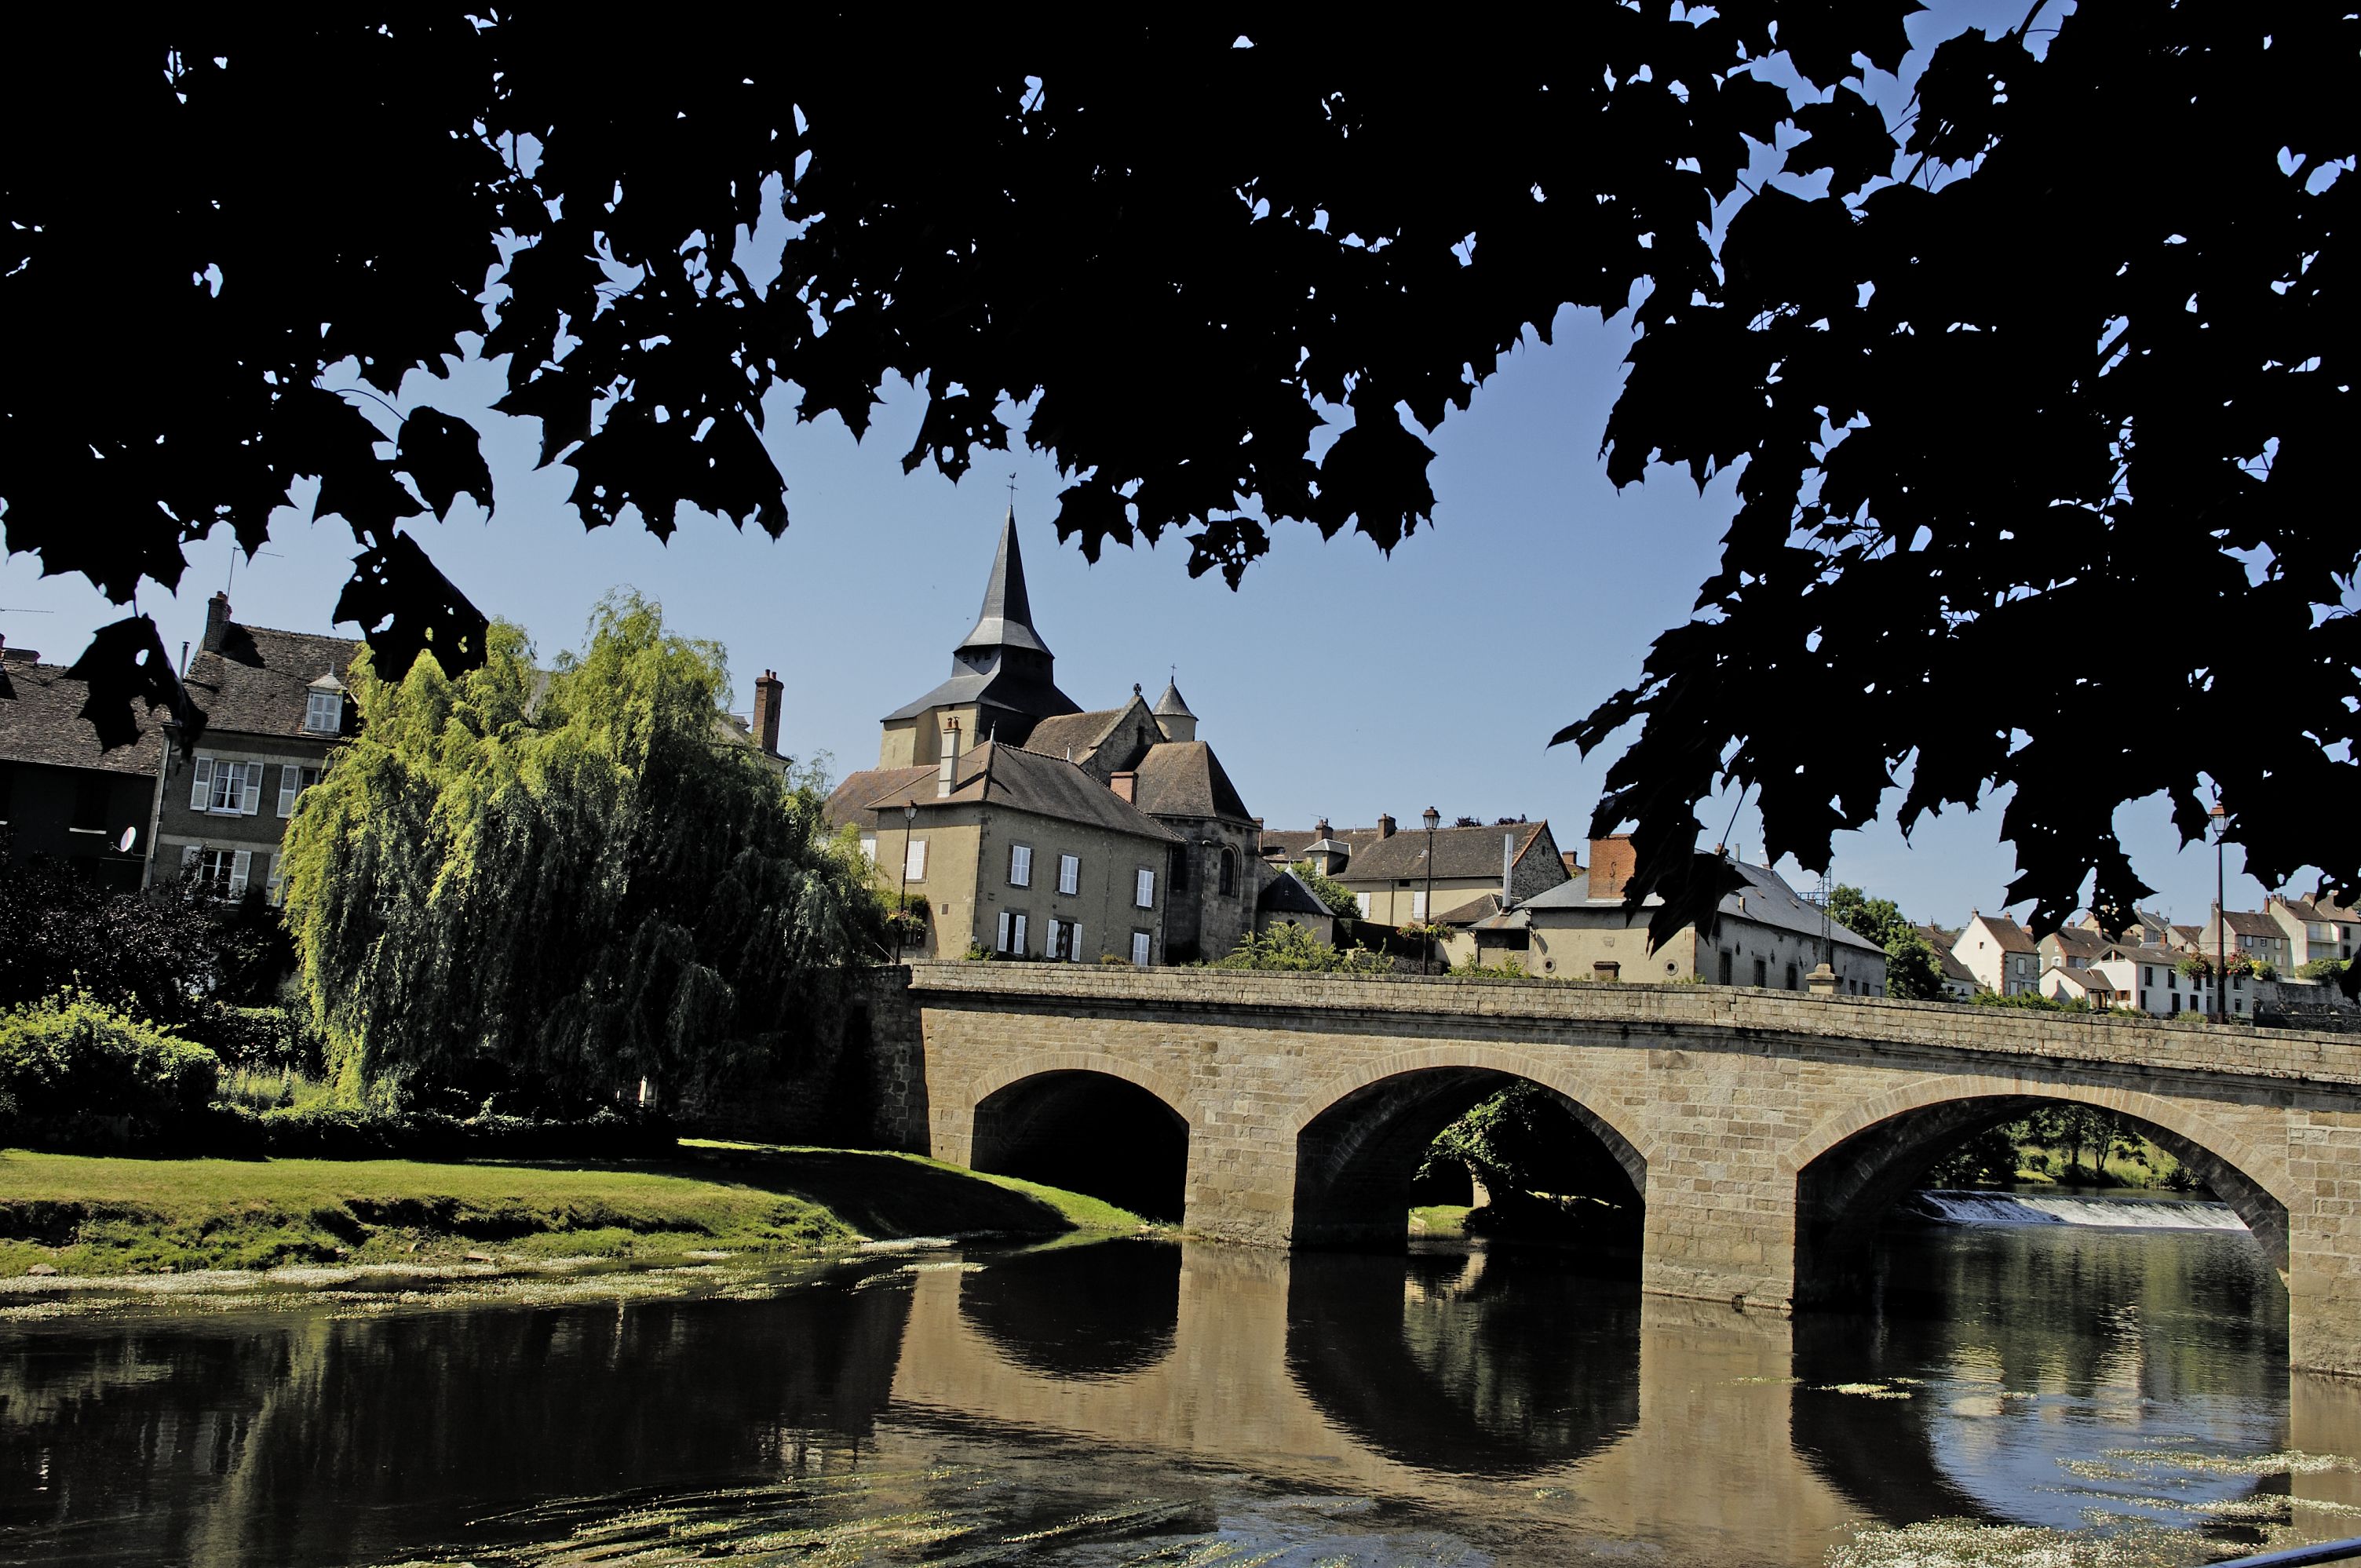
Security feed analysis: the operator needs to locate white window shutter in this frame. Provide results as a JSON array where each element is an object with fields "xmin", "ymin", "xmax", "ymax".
[
  {"xmin": 905, "ymin": 839, "xmax": 927, "ymax": 881},
  {"xmin": 997, "ymin": 910, "xmax": 1012, "ymax": 953},
  {"xmin": 1356, "ymin": 892, "xmax": 1372, "ymax": 917},
  {"xmin": 1045, "ymin": 917, "xmax": 1061, "ymax": 958},
  {"xmin": 190, "ymin": 757, "xmax": 214, "ymax": 811},
  {"xmin": 1012, "ymin": 913, "xmax": 1027, "ymax": 952},
  {"xmin": 1059, "ymin": 854, "xmax": 1079, "ymax": 895},
  {"xmin": 1135, "ymin": 868, "xmax": 1155, "ymax": 908},
  {"xmin": 1132, "ymin": 931, "xmax": 1151, "ymax": 966},
  {"xmin": 1413, "ymin": 890, "xmax": 1429, "ymax": 920},
  {"xmin": 228, "ymin": 849, "xmax": 251, "ymax": 899},
  {"xmin": 1069, "ymin": 923, "xmax": 1082, "ymax": 961},
  {"xmin": 277, "ymin": 765, "xmax": 301, "ymax": 818},
  {"xmin": 265, "ymin": 854, "xmax": 283, "ymax": 904},
  {"xmin": 240, "ymin": 763, "xmax": 263, "ymax": 815}
]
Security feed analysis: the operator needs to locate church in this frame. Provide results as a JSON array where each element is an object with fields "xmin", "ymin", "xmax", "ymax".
[{"xmin": 826, "ymin": 510, "xmax": 1264, "ymax": 965}]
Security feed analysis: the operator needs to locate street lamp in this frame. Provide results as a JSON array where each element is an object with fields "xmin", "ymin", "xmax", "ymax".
[
  {"xmin": 1421, "ymin": 806, "xmax": 1441, "ymax": 975},
  {"xmin": 896, "ymin": 800, "xmax": 918, "ymax": 967},
  {"xmin": 2213, "ymin": 795, "xmax": 2228, "ymax": 1022}
]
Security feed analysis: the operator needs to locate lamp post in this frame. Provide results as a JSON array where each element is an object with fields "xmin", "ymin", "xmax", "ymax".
[
  {"xmin": 2213, "ymin": 796, "xmax": 2228, "ymax": 1022},
  {"xmin": 895, "ymin": 800, "xmax": 918, "ymax": 967},
  {"xmin": 1421, "ymin": 806, "xmax": 1441, "ymax": 975}
]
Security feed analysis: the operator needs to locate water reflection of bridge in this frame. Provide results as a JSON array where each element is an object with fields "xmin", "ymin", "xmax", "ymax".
[{"xmin": 887, "ymin": 1241, "xmax": 2361, "ymax": 1561}]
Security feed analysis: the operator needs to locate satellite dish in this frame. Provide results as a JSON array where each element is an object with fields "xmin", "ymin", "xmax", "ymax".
[{"xmin": 117, "ymin": 826, "xmax": 137, "ymax": 854}]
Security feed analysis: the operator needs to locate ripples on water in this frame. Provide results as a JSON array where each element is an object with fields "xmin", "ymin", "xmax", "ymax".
[{"xmin": 1, "ymin": 1202, "xmax": 2356, "ymax": 1566}]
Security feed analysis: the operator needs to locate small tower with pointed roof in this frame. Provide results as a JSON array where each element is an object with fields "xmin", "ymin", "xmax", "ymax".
[
  {"xmin": 874, "ymin": 508, "xmax": 1082, "ymax": 768},
  {"xmin": 1152, "ymin": 676, "xmax": 1198, "ymax": 744}
]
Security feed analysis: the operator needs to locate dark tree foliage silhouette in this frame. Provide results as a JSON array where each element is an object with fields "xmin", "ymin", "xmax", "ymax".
[{"xmin": 2, "ymin": 7, "xmax": 2351, "ymax": 952}]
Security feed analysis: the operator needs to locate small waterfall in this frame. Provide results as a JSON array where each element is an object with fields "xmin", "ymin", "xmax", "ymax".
[{"xmin": 1908, "ymin": 1190, "xmax": 2247, "ymax": 1232}]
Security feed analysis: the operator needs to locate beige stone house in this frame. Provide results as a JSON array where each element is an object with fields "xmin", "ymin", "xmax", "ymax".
[
  {"xmin": 1468, "ymin": 841, "xmax": 1887, "ymax": 993},
  {"xmin": 148, "ymin": 595, "xmax": 362, "ymax": 903},
  {"xmin": 2202, "ymin": 906, "xmax": 2293, "ymax": 974},
  {"xmin": 827, "ymin": 509, "xmax": 1264, "ymax": 964},
  {"xmin": 2266, "ymin": 893, "xmax": 2356, "ymax": 969},
  {"xmin": 1326, "ymin": 817, "xmax": 1568, "ymax": 925}
]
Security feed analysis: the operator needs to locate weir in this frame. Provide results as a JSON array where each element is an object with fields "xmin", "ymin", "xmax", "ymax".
[{"xmin": 845, "ymin": 961, "xmax": 2361, "ymax": 1376}]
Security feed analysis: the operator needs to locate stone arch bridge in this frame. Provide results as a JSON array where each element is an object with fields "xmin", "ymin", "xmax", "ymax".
[{"xmin": 850, "ymin": 963, "xmax": 2361, "ymax": 1375}]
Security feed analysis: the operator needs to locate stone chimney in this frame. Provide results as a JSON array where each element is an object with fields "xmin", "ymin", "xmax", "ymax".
[
  {"xmin": 751, "ymin": 670, "xmax": 783, "ymax": 756},
  {"xmin": 203, "ymin": 593, "xmax": 232, "ymax": 653},
  {"xmin": 1589, "ymin": 833, "xmax": 1637, "ymax": 902},
  {"xmin": 1110, "ymin": 771, "xmax": 1137, "ymax": 804},
  {"xmin": 1502, "ymin": 832, "xmax": 1516, "ymax": 909},
  {"xmin": 1377, "ymin": 813, "xmax": 1396, "ymax": 840}
]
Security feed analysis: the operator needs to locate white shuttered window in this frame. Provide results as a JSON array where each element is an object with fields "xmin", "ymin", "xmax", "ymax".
[
  {"xmin": 903, "ymin": 839, "xmax": 928, "ymax": 881},
  {"xmin": 239, "ymin": 764, "xmax": 262, "ymax": 815},
  {"xmin": 1067, "ymin": 923, "xmax": 1082, "ymax": 961},
  {"xmin": 1134, "ymin": 868, "xmax": 1155, "ymax": 908},
  {"xmin": 1045, "ymin": 917, "xmax": 1064, "ymax": 960},
  {"xmin": 189, "ymin": 757, "xmax": 215, "ymax": 811},
  {"xmin": 1058, "ymin": 854, "xmax": 1079, "ymax": 895},
  {"xmin": 1009, "ymin": 844, "xmax": 1032, "ymax": 887},
  {"xmin": 1131, "ymin": 931, "xmax": 1151, "ymax": 966},
  {"xmin": 995, "ymin": 910, "xmax": 1029, "ymax": 955}
]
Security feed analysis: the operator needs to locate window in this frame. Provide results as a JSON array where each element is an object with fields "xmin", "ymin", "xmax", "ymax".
[
  {"xmin": 1045, "ymin": 918, "xmax": 1082, "ymax": 961},
  {"xmin": 1134, "ymin": 867, "xmax": 1155, "ymax": 908},
  {"xmin": 995, "ymin": 910, "xmax": 1029, "ymax": 955},
  {"xmin": 2171, "ymin": 994, "xmax": 2182, "ymax": 1014},
  {"xmin": 2140, "ymin": 990, "xmax": 2149, "ymax": 1009},
  {"xmin": 903, "ymin": 838, "xmax": 928, "ymax": 881},
  {"xmin": 1718, "ymin": 950, "xmax": 1733, "ymax": 985},
  {"xmin": 1412, "ymin": 889, "xmax": 1428, "ymax": 920},
  {"xmin": 276, "ymin": 764, "xmax": 323, "ymax": 818},
  {"xmin": 1356, "ymin": 892, "xmax": 1372, "ymax": 917},
  {"xmin": 181, "ymin": 845, "xmax": 251, "ymax": 900},
  {"xmin": 1786, "ymin": 963, "xmax": 1799, "ymax": 990},
  {"xmin": 1131, "ymin": 930, "xmax": 1152, "ymax": 966},
  {"xmin": 1056, "ymin": 852, "xmax": 1080, "ymax": 895},
  {"xmin": 1219, "ymin": 848, "xmax": 1237, "ymax": 895},
  {"xmin": 1753, "ymin": 957, "xmax": 1768, "ymax": 987},
  {"xmin": 1009, "ymin": 843, "xmax": 1033, "ymax": 887},
  {"xmin": 1046, "ymin": 917, "xmax": 1065, "ymax": 960},
  {"xmin": 859, "ymin": 833, "xmax": 878, "ymax": 864},
  {"xmin": 304, "ymin": 689, "xmax": 343, "ymax": 734},
  {"xmin": 191, "ymin": 757, "xmax": 261, "ymax": 815},
  {"xmin": 1593, "ymin": 961, "xmax": 1620, "ymax": 981},
  {"xmin": 265, "ymin": 855, "xmax": 284, "ymax": 906}
]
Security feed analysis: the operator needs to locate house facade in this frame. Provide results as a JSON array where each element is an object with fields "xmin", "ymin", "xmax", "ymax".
[
  {"xmin": 2268, "ymin": 894, "xmax": 2357, "ymax": 970},
  {"xmin": 1950, "ymin": 912, "xmax": 2041, "ymax": 996},
  {"xmin": 148, "ymin": 596, "xmax": 360, "ymax": 903},
  {"xmin": 0, "ymin": 644, "xmax": 165, "ymax": 890},
  {"xmin": 2202, "ymin": 906, "xmax": 2294, "ymax": 975}
]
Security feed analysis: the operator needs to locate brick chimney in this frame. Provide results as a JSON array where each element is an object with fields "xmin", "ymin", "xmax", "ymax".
[
  {"xmin": 203, "ymin": 593, "xmax": 232, "ymax": 652},
  {"xmin": 1589, "ymin": 833, "xmax": 1637, "ymax": 902},
  {"xmin": 1110, "ymin": 771, "xmax": 1137, "ymax": 804},
  {"xmin": 751, "ymin": 670, "xmax": 783, "ymax": 756},
  {"xmin": 1376, "ymin": 813, "xmax": 1396, "ymax": 839}
]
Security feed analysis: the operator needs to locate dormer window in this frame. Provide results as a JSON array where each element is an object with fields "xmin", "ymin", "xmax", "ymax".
[{"xmin": 304, "ymin": 675, "xmax": 345, "ymax": 735}]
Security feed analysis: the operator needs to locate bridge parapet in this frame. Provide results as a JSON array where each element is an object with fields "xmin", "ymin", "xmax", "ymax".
[{"xmin": 900, "ymin": 961, "xmax": 2361, "ymax": 1088}]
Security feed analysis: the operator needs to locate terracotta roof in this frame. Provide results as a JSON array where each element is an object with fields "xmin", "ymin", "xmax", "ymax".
[
  {"xmin": 182, "ymin": 624, "xmax": 363, "ymax": 740},
  {"xmin": 1130, "ymin": 741, "xmax": 1253, "ymax": 822},
  {"xmin": 863, "ymin": 742, "xmax": 1180, "ymax": 842},
  {"xmin": 0, "ymin": 655, "xmax": 166, "ymax": 775},
  {"xmin": 1967, "ymin": 913, "xmax": 2038, "ymax": 954},
  {"xmin": 1341, "ymin": 821, "xmax": 1559, "ymax": 885}
]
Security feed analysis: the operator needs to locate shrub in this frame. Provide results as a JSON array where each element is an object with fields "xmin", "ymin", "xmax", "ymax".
[
  {"xmin": 2296, "ymin": 957, "xmax": 2352, "ymax": 982},
  {"xmin": 180, "ymin": 1005, "xmax": 326, "ymax": 1075},
  {"xmin": 0, "ymin": 991, "xmax": 221, "ymax": 1150},
  {"xmin": 1207, "ymin": 924, "xmax": 1392, "ymax": 974}
]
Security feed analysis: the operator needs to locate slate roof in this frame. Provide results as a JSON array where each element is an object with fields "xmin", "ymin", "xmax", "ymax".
[
  {"xmin": 2046, "ymin": 926, "xmax": 2111, "ymax": 962},
  {"xmin": 184, "ymin": 624, "xmax": 363, "ymax": 739},
  {"xmin": 1341, "ymin": 821, "xmax": 1556, "ymax": 884},
  {"xmin": 823, "ymin": 764, "xmax": 940, "ymax": 831},
  {"xmin": 958, "ymin": 508, "xmax": 1052, "ymax": 658},
  {"xmin": 0, "ymin": 655, "xmax": 166, "ymax": 775},
  {"xmin": 2220, "ymin": 908, "xmax": 2283, "ymax": 939},
  {"xmin": 2173, "ymin": 924, "xmax": 2206, "ymax": 947},
  {"xmin": 881, "ymin": 510, "xmax": 1080, "ymax": 726},
  {"xmin": 1258, "ymin": 825, "xmax": 1390, "ymax": 862},
  {"xmin": 1257, "ymin": 869, "xmax": 1332, "ymax": 918},
  {"xmin": 1520, "ymin": 860, "xmax": 1885, "ymax": 954},
  {"xmin": 1024, "ymin": 707, "xmax": 1126, "ymax": 760},
  {"xmin": 1131, "ymin": 741, "xmax": 1253, "ymax": 822},
  {"xmin": 1918, "ymin": 928, "xmax": 1978, "ymax": 985},
  {"xmin": 860, "ymin": 742, "xmax": 1180, "ymax": 842},
  {"xmin": 1152, "ymin": 679, "xmax": 1195, "ymax": 720},
  {"xmin": 1434, "ymin": 892, "xmax": 1511, "ymax": 927}
]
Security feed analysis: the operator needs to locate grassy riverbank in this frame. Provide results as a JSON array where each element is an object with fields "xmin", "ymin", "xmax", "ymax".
[{"xmin": 0, "ymin": 1143, "xmax": 1144, "ymax": 1278}]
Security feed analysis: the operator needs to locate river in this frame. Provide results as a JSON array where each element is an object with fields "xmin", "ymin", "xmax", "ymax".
[{"xmin": 3, "ymin": 1196, "xmax": 2357, "ymax": 1566}]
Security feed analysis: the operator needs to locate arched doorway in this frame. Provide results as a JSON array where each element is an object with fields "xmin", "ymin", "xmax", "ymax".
[
  {"xmin": 970, "ymin": 1070, "xmax": 1190, "ymax": 1222},
  {"xmin": 1291, "ymin": 1066, "xmax": 1644, "ymax": 1250}
]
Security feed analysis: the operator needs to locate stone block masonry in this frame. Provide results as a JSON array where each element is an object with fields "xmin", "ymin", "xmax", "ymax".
[{"xmin": 862, "ymin": 963, "xmax": 2361, "ymax": 1376}]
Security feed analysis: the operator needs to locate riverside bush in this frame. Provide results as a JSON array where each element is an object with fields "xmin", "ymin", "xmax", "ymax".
[{"xmin": 0, "ymin": 993, "xmax": 221, "ymax": 1150}]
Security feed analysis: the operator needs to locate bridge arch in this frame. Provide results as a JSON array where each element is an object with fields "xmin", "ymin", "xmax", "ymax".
[
  {"xmin": 1289, "ymin": 1047, "xmax": 1649, "ymax": 1249},
  {"xmin": 967, "ymin": 1056, "xmax": 1193, "ymax": 1223},
  {"xmin": 1783, "ymin": 1074, "xmax": 2291, "ymax": 1306}
]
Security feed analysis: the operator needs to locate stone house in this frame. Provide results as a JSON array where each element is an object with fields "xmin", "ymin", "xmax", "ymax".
[
  {"xmin": 2268, "ymin": 894, "xmax": 2357, "ymax": 970},
  {"xmin": 843, "ymin": 739, "xmax": 1178, "ymax": 964},
  {"xmin": 1255, "ymin": 868, "xmax": 1339, "ymax": 946},
  {"xmin": 1471, "ymin": 844, "xmax": 1888, "ymax": 994},
  {"xmin": 828, "ymin": 509, "xmax": 1264, "ymax": 964},
  {"xmin": 1330, "ymin": 817, "xmax": 1567, "ymax": 925},
  {"xmin": 1918, "ymin": 926, "xmax": 1980, "ymax": 1000},
  {"xmin": 148, "ymin": 596, "xmax": 360, "ymax": 903},
  {"xmin": 2202, "ymin": 906, "xmax": 2293, "ymax": 975},
  {"xmin": 0, "ymin": 642, "xmax": 165, "ymax": 889},
  {"xmin": 1950, "ymin": 912, "xmax": 2040, "ymax": 996}
]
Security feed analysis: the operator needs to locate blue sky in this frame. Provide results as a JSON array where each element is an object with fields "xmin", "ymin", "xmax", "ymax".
[{"xmin": 2, "ymin": 1, "xmax": 2308, "ymax": 932}]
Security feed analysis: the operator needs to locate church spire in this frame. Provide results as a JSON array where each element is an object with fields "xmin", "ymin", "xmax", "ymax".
[{"xmin": 959, "ymin": 504, "xmax": 1051, "ymax": 658}]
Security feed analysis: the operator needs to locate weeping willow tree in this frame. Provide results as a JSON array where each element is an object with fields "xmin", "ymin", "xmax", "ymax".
[{"xmin": 280, "ymin": 593, "xmax": 881, "ymax": 1108}]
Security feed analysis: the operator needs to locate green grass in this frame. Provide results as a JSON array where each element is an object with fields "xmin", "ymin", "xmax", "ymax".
[
  {"xmin": 1409, "ymin": 1203, "xmax": 1471, "ymax": 1238},
  {"xmin": 0, "ymin": 1143, "xmax": 1147, "ymax": 1278}
]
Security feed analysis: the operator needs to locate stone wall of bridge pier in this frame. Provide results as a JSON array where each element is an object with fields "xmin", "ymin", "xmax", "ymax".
[{"xmin": 864, "ymin": 963, "xmax": 2361, "ymax": 1375}]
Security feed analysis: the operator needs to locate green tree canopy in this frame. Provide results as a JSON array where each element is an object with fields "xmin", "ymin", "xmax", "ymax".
[
  {"xmin": 1206, "ymin": 923, "xmax": 1391, "ymax": 975},
  {"xmin": 1826, "ymin": 883, "xmax": 1943, "ymax": 1001},
  {"xmin": 280, "ymin": 594, "xmax": 878, "ymax": 1107},
  {"xmin": 1286, "ymin": 861, "xmax": 1363, "ymax": 921},
  {"xmin": 10, "ymin": 9, "xmax": 2351, "ymax": 949}
]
